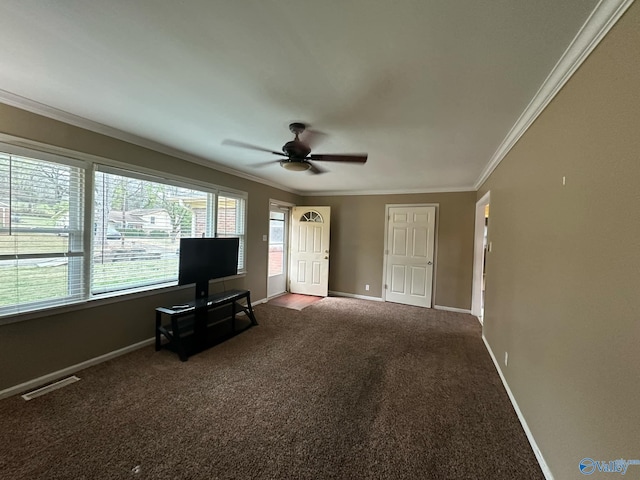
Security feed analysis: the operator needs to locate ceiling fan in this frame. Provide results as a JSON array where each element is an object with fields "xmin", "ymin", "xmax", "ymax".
[{"xmin": 222, "ymin": 123, "xmax": 367, "ymax": 174}]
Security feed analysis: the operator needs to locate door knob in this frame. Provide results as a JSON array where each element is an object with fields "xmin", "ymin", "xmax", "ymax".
[{"xmin": 427, "ymin": 261, "xmax": 433, "ymax": 265}]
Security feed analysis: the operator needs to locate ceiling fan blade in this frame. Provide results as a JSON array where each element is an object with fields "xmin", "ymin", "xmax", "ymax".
[
  {"xmin": 309, "ymin": 153, "xmax": 368, "ymax": 163},
  {"xmin": 222, "ymin": 139, "xmax": 286, "ymax": 156},
  {"xmin": 249, "ymin": 160, "xmax": 282, "ymax": 168},
  {"xmin": 306, "ymin": 161, "xmax": 326, "ymax": 175}
]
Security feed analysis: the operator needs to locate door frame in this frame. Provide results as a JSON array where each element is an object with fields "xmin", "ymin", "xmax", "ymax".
[
  {"xmin": 471, "ymin": 191, "xmax": 490, "ymax": 319},
  {"xmin": 381, "ymin": 203, "xmax": 439, "ymax": 307},
  {"xmin": 266, "ymin": 199, "xmax": 295, "ymax": 299}
]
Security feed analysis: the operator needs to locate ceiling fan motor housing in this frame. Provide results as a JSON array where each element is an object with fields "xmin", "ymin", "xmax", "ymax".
[
  {"xmin": 282, "ymin": 140, "xmax": 311, "ymax": 159},
  {"xmin": 282, "ymin": 122, "xmax": 311, "ymax": 159}
]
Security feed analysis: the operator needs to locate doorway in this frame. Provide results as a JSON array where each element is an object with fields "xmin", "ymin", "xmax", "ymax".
[
  {"xmin": 267, "ymin": 204, "xmax": 289, "ymax": 298},
  {"xmin": 383, "ymin": 204, "xmax": 436, "ymax": 308},
  {"xmin": 471, "ymin": 192, "xmax": 490, "ymax": 320}
]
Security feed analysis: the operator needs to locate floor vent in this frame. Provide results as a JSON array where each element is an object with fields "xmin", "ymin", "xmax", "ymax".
[{"xmin": 21, "ymin": 376, "xmax": 80, "ymax": 401}]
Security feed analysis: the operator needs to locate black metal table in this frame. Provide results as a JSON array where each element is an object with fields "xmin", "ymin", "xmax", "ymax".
[{"xmin": 155, "ymin": 289, "xmax": 258, "ymax": 361}]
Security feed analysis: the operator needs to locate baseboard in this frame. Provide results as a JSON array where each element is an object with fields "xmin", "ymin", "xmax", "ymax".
[
  {"xmin": 482, "ymin": 335, "xmax": 554, "ymax": 480},
  {"xmin": 0, "ymin": 337, "xmax": 154, "ymax": 400},
  {"xmin": 328, "ymin": 291, "xmax": 384, "ymax": 302},
  {"xmin": 252, "ymin": 297, "xmax": 268, "ymax": 306},
  {"xmin": 434, "ymin": 305, "xmax": 472, "ymax": 314}
]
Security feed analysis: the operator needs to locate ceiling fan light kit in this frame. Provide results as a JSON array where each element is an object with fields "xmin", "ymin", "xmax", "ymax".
[
  {"xmin": 280, "ymin": 159, "xmax": 311, "ymax": 171},
  {"xmin": 223, "ymin": 123, "xmax": 368, "ymax": 174}
]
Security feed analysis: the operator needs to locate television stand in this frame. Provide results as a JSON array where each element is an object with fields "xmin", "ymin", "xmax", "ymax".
[{"xmin": 155, "ymin": 289, "xmax": 258, "ymax": 361}]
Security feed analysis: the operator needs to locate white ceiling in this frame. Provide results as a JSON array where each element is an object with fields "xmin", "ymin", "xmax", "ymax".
[{"xmin": 0, "ymin": 0, "xmax": 608, "ymax": 194}]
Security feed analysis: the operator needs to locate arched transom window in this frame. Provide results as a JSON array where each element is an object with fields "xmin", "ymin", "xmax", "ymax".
[{"xmin": 300, "ymin": 211, "xmax": 323, "ymax": 223}]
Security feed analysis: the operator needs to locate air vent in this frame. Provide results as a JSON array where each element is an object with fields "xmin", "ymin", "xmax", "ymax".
[{"xmin": 21, "ymin": 376, "xmax": 80, "ymax": 401}]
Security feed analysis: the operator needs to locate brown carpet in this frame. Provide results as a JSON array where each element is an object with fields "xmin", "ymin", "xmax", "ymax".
[
  {"xmin": 267, "ymin": 293, "xmax": 324, "ymax": 310},
  {"xmin": 0, "ymin": 297, "xmax": 544, "ymax": 479}
]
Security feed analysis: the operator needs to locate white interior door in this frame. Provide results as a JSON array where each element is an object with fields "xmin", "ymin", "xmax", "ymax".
[
  {"xmin": 267, "ymin": 205, "xmax": 288, "ymax": 298},
  {"xmin": 384, "ymin": 205, "xmax": 436, "ymax": 307},
  {"xmin": 289, "ymin": 206, "xmax": 330, "ymax": 297}
]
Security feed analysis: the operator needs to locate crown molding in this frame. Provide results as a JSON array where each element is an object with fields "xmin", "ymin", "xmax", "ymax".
[
  {"xmin": 300, "ymin": 186, "xmax": 476, "ymax": 197},
  {"xmin": 474, "ymin": 0, "xmax": 635, "ymax": 190},
  {"xmin": 0, "ymin": 89, "xmax": 301, "ymax": 195}
]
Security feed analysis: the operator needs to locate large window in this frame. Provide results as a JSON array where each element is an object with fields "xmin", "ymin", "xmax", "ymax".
[
  {"xmin": 0, "ymin": 146, "xmax": 247, "ymax": 318},
  {"xmin": 0, "ymin": 152, "xmax": 85, "ymax": 315}
]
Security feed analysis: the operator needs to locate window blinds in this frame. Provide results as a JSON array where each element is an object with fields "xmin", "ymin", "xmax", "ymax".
[
  {"xmin": 92, "ymin": 169, "xmax": 212, "ymax": 294},
  {"xmin": 217, "ymin": 193, "xmax": 246, "ymax": 271},
  {"xmin": 0, "ymin": 152, "xmax": 85, "ymax": 314}
]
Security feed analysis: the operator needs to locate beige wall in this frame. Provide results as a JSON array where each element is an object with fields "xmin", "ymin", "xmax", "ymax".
[
  {"xmin": 478, "ymin": 5, "xmax": 640, "ymax": 479},
  {"xmin": 0, "ymin": 103, "xmax": 301, "ymax": 390},
  {"xmin": 301, "ymin": 192, "xmax": 476, "ymax": 309}
]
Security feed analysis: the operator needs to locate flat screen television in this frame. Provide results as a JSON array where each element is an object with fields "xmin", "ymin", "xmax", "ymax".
[{"xmin": 178, "ymin": 237, "xmax": 239, "ymax": 300}]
